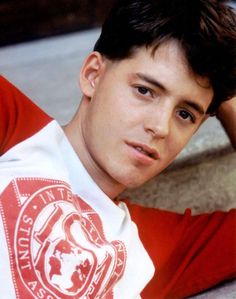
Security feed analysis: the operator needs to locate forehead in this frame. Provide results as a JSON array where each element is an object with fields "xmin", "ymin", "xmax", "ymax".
[
  {"xmin": 138, "ymin": 40, "xmax": 210, "ymax": 85},
  {"xmin": 107, "ymin": 40, "xmax": 209, "ymax": 84}
]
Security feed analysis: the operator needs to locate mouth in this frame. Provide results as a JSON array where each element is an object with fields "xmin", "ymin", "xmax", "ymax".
[{"xmin": 126, "ymin": 141, "xmax": 160, "ymax": 160}]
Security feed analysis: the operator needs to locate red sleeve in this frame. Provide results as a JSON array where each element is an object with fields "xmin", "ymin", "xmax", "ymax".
[
  {"xmin": 125, "ymin": 201, "xmax": 236, "ymax": 299},
  {"xmin": 0, "ymin": 76, "xmax": 52, "ymax": 155}
]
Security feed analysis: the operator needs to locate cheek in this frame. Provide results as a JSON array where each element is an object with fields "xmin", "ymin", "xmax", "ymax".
[
  {"xmin": 168, "ymin": 129, "xmax": 194, "ymax": 160},
  {"xmin": 83, "ymin": 101, "xmax": 123, "ymax": 149}
]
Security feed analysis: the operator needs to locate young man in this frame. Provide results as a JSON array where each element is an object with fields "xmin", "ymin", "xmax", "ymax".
[{"xmin": 0, "ymin": 0, "xmax": 235, "ymax": 298}]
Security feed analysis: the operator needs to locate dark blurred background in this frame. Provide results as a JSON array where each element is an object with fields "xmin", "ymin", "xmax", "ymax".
[
  {"xmin": 0, "ymin": 0, "xmax": 115, "ymax": 46},
  {"xmin": 1, "ymin": 1, "xmax": 235, "ymax": 47}
]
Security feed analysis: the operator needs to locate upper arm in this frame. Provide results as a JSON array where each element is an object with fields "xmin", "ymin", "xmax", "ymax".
[
  {"xmin": 0, "ymin": 76, "xmax": 52, "ymax": 155},
  {"xmin": 125, "ymin": 201, "xmax": 236, "ymax": 298}
]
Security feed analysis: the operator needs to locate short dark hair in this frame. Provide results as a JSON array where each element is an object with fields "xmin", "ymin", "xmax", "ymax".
[{"xmin": 94, "ymin": 0, "xmax": 236, "ymax": 113}]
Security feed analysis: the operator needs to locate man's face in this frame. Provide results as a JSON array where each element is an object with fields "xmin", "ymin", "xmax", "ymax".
[{"xmin": 75, "ymin": 40, "xmax": 213, "ymax": 196}]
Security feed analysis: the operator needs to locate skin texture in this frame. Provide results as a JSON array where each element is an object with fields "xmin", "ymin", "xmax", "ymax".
[{"xmin": 64, "ymin": 40, "xmax": 213, "ymax": 199}]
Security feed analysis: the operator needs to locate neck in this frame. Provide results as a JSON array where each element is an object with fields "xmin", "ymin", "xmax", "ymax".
[{"xmin": 62, "ymin": 117, "xmax": 126, "ymax": 200}]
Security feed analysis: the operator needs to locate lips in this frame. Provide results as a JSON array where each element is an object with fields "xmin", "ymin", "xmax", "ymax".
[{"xmin": 126, "ymin": 141, "xmax": 159, "ymax": 160}]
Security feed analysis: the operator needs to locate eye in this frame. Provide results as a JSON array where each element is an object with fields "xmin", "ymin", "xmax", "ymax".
[
  {"xmin": 177, "ymin": 109, "xmax": 196, "ymax": 123},
  {"xmin": 137, "ymin": 86, "xmax": 152, "ymax": 96},
  {"xmin": 132, "ymin": 84, "xmax": 157, "ymax": 102}
]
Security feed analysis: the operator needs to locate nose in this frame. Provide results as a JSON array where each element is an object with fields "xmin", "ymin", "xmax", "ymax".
[{"xmin": 144, "ymin": 103, "xmax": 172, "ymax": 139}]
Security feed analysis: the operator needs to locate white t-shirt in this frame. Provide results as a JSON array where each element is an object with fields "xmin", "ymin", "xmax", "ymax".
[{"xmin": 0, "ymin": 120, "xmax": 154, "ymax": 299}]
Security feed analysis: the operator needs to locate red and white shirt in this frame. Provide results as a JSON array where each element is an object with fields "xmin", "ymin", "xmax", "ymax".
[{"xmin": 0, "ymin": 76, "xmax": 235, "ymax": 299}]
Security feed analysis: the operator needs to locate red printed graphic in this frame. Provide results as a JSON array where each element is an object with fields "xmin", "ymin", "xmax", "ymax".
[{"xmin": 0, "ymin": 178, "xmax": 126, "ymax": 298}]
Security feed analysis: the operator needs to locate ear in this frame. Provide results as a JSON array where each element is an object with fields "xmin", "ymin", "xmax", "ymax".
[{"xmin": 79, "ymin": 51, "xmax": 106, "ymax": 99}]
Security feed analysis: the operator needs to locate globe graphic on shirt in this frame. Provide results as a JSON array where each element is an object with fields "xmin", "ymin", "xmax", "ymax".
[{"xmin": 47, "ymin": 239, "xmax": 94, "ymax": 295}]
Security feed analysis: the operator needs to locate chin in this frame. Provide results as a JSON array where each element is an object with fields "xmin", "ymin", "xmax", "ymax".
[{"xmin": 119, "ymin": 174, "xmax": 151, "ymax": 189}]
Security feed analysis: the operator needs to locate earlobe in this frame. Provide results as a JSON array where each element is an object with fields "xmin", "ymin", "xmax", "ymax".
[{"xmin": 79, "ymin": 51, "xmax": 105, "ymax": 99}]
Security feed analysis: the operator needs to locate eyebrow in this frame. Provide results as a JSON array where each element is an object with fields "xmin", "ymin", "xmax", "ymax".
[
  {"xmin": 135, "ymin": 72, "xmax": 206, "ymax": 115},
  {"xmin": 183, "ymin": 100, "xmax": 205, "ymax": 115},
  {"xmin": 136, "ymin": 72, "xmax": 167, "ymax": 92}
]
